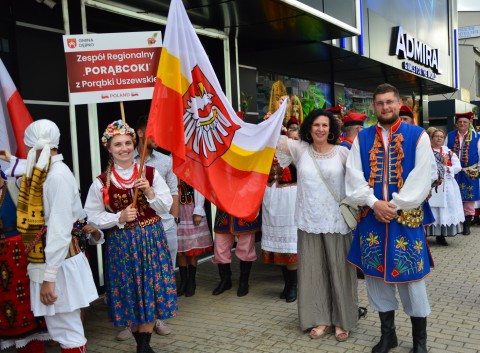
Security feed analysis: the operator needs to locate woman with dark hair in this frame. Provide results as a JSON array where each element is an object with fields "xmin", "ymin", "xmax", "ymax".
[{"xmin": 276, "ymin": 106, "xmax": 358, "ymax": 342}]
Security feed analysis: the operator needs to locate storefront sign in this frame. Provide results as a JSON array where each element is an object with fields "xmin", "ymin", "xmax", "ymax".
[
  {"xmin": 459, "ymin": 26, "xmax": 480, "ymax": 39},
  {"xmin": 63, "ymin": 31, "xmax": 162, "ymax": 105},
  {"xmin": 390, "ymin": 26, "xmax": 440, "ymax": 80}
]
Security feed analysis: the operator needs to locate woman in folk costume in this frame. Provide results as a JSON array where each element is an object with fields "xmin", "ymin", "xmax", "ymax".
[
  {"xmin": 84, "ymin": 120, "xmax": 176, "ymax": 353},
  {"xmin": 425, "ymin": 128, "xmax": 464, "ymax": 245},
  {"xmin": 261, "ymin": 94, "xmax": 303, "ymax": 303},
  {"xmin": 16, "ymin": 120, "xmax": 98, "ymax": 352},
  {"xmin": 0, "ymin": 168, "xmax": 50, "ymax": 353},
  {"xmin": 176, "ymin": 179, "xmax": 213, "ymax": 297}
]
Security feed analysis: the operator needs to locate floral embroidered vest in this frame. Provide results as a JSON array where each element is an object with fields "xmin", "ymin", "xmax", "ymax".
[
  {"xmin": 347, "ymin": 122, "xmax": 433, "ymax": 283},
  {"xmin": 98, "ymin": 166, "xmax": 160, "ymax": 229}
]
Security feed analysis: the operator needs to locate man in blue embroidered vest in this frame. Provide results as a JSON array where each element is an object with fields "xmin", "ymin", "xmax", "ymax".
[
  {"xmin": 345, "ymin": 84, "xmax": 434, "ymax": 353},
  {"xmin": 446, "ymin": 112, "xmax": 480, "ymax": 235}
]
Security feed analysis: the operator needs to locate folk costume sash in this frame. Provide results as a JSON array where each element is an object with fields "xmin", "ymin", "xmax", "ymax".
[
  {"xmin": 347, "ymin": 122, "xmax": 433, "ymax": 283},
  {"xmin": 447, "ymin": 129, "xmax": 480, "ymax": 201},
  {"xmin": 16, "ymin": 157, "xmax": 50, "ymax": 263}
]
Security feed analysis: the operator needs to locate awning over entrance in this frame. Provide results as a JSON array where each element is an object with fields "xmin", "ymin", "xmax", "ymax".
[
  {"xmin": 87, "ymin": 0, "xmax": 455, "ymax": 95},
  {"xmin": 90, "ymin": 0, "xmax": 359, "ymax": 41},
  {"xmin": 239, "ymin": 41, "xmax": 456, "ymax": 95}
]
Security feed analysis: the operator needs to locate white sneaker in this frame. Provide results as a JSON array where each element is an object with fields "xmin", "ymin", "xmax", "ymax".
[
  {"xmin": 154, "ymin": 320, "xmax": 172, "ymax": 335},
  {"xmin": 116, "ymin": 326, "xmax": 132, "ymax": 341}
]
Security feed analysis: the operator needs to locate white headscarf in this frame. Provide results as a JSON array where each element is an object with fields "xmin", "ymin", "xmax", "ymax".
[{"xmin": 23, "ymin": 119, "xmax": 61, "ymax": 177}]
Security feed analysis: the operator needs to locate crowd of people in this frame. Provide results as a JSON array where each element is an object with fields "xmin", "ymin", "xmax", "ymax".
[{"xmin": 1, "ymin": 81, "xmax": 478, "ymax": 353}]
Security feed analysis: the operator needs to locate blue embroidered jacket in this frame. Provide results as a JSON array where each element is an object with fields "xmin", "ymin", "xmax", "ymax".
[{"xmin": 347, "ymin": 122, "xmax": 433, "ymax": 283}]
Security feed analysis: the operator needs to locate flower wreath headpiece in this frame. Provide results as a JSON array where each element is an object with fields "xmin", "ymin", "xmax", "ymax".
[{"xmin": 101, "ymin": 120, "xmax": 136, "ymax": 146}]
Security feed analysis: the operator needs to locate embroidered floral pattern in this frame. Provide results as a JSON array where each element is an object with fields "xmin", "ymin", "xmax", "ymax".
[
  {"xmin": 359, "ymin": 232, "xmax": 384, "ymax": 273},
  {"xmin": 417, "ymin": 258, "xmax": 424, "ymax": 272},
  {"xmin": 391, "ymin": 234, "xmax": 425, "ymax": 278},
  {"xmin": 414, "ymin": 240, "xmax": 423, "ymax": 254},
  {"xmin": 105, "ymin": 222, "xmax": 177, "ymax": 327},
  {"xmin": 366, "ymin": 233, "xmax": 379, "ymax": 246},
  {"xmin": 395, "ymin": 236, "xmax": 408, "ymax": 250}
]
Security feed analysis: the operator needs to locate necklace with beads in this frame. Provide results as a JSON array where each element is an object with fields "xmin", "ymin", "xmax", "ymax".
[{"xmin": 111, "ymin": 163, "xmax": 138, "ymax": 189}]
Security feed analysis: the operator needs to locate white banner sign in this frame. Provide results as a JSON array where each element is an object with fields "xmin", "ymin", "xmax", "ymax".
[
  {"xmin": 459, "ymin": 26, "xmax": 480, "ymax": 39},
  {"xmin": 63, "ymin": 31, "xmax": 162, "ymax": 105}
]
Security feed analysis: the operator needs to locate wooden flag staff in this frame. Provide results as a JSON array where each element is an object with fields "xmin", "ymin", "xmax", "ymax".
[
  {"xmin": 118, "ymin": 101, "xmax": 150, "ymax": 208},
  {"xmin": 132, "ymin": 133, "xmax": 149, "ymax": 208}
]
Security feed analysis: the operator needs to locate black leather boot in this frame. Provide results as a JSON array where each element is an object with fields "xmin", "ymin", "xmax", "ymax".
[
  {"xmin": 237, "ymin": 261, "xmax": 253, "ymax": 297},
  {"xmin": 284, "ymin": 269, "xmax": 297, "ymax": 303},
  {"xmin": 279, "ymin": 266, "xmax": 287, "ymax": 299},
  {"xmin": 471, "ymin": 215, "xmax": 480, "ymax": 226},
  {"xmin": 212, "ymin": 263, "xmax": 232, "ymax": 295},
  {"xmin": 133, "ymin": 332, "xmax": 156, "ymax": 353},
  {"xmin": 463, "ymin": 215, "xmax": 472, "ymax": 235},
  {"xmin": 177, "ymin": 266, "xmax": 188, "ymax": 297},
  {"xmin": 185, "ymin": 265, "xmax": 197, "ymax": 297},
  {"xmin": 372, "ymin": 311, "xmax": 398, "ymax": 353},
  {"xmin": 411, "ymin": 317, "xmax": 427, "ymax": 353},
  {"xmin": 436, "ymin": 236, "xmax": 448, "ymax": 246}
]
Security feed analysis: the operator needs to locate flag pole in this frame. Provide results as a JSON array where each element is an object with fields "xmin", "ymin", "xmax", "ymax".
[
  {"xmin": 120, "ymin": 101, "xmax": 126, "ymax": 124},
  {"xmin": 118, "ymin": 100, "xmax": 148, "ymax": 208},
  {"xmin": 132, "ymin": 130, "xmax": 150, "ymax": 208}
]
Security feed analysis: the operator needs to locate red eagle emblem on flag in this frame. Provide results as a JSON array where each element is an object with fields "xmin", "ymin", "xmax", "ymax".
[{"xmin": 183, "ymin": 66, "xmax": 240, "ymax": 167}]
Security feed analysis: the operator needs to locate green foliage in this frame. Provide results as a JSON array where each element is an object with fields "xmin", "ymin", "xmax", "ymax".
[{"xmin": 240, "ymin": 91, "xmax": 252, "ymax": 114}]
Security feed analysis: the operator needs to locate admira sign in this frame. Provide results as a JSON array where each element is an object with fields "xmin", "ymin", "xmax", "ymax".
[{"xmin": 390, "ymin": 26, "xmax": 440, "ymax": 80}]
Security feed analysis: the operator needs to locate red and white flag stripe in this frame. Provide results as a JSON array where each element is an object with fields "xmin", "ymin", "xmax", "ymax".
[{"xmin": 0, "ymin": 58, "xmax": 33, "ymax": 170}]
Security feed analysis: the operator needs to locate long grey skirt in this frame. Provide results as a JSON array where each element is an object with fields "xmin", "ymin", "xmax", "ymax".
[{"xmin": 297, "ymin": 230, "xmax": 358, "ymax": 331}]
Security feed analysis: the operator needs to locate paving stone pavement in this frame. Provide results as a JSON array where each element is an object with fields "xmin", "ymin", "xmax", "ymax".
[{"xmin": 9, "ymin": 230, "xmax": 480, "ymax": 353}]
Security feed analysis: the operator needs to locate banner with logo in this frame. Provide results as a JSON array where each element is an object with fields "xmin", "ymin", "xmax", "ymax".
[{"xmin": 63, "ymin": 31, "xmax": 162, "ymax": 105}]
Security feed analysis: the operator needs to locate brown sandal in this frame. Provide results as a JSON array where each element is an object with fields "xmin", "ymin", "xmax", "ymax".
[
  {"xmin": 309, "ymin": 325, "xmax": 334, "ymax": 339},
  {"xmin": 334, "ymin": 327, "xmax": 350, "ymax": 342}
]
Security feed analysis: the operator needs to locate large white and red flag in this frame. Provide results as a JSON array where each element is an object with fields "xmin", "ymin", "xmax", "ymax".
[
  {"xmin": 146, "ymin": 0, "xmax": 286, "ymax": 221},
  {"xmin": 0, "ymin": 58, "xmax": 33, "ymax": 171}
]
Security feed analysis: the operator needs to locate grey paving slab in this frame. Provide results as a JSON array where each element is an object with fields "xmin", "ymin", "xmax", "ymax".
[{"xmin": 5, "ymin": 228, "xmax": 480, "ymax": 353}]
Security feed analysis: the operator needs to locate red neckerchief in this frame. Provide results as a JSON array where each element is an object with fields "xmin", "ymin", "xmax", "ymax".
[{"xmin": 343, "ymin": 137, "xmax": 354, "ymax": 145}]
